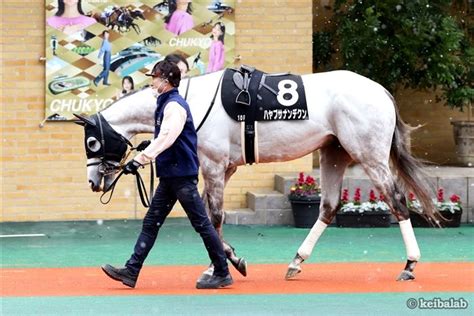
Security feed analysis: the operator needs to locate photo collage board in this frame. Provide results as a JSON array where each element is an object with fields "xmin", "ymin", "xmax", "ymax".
[{"xmin": 45, "ymin": 0, "xmax": 235, "ymax": 120}]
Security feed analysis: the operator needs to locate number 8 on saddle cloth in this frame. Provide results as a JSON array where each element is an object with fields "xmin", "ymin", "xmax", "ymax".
[{"xmin": 221, "ymin": 65, "xmax": 308, "ymax": 122}]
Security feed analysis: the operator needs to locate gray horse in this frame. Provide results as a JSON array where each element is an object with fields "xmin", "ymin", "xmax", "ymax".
[{"xmin": 76, "ymin": 69, "xmax": 438, "ymax": 281}]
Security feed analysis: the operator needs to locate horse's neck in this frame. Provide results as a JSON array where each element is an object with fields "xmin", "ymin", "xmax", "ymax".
[
  {"xmin": 100, "ymin": 71, "xmax": 224, "ymax": 140},
  {"xmin": 101, "ymin": 87, "xmax": 157, "ymax": 139},
  {"xmin": 182, "ymin": 71, "xmax": 224, "ymax": 128}
]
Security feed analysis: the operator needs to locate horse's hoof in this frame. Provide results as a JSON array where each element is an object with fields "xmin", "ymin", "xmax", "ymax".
[
  {"xmin": 235, "ymin": 258, "xmax": 247, "ymax": 277},
  {"xmin": 397, "ymin": 270, "xmax": 415, "ymax": 281},
  {"xmin": 285, "ymin": 263, "xmax": 301, "ymax": 280}
]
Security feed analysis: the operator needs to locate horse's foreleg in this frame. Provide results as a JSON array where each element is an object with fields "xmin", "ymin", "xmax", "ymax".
[{"xmin": 286, "ymin": 143, "xmax": 352, "ymax": 279}]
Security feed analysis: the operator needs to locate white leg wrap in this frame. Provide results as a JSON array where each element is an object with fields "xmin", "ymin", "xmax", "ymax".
[
  {"xmin": 297, "ymin": 220, "xmax": 328, "ymax": 260},
  {"xmin": 399, "ymin": 219, "xmax": 421, "ymax": 261}
]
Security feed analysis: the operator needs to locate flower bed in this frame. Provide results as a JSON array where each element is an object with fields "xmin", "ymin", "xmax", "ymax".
[
  {"xmin": 408, "ymin": 189, "xmax": 462, "ymax": 227},
  {"xmin": 336, "ymin": 188, "xmax": 391, "ymax": 228}
]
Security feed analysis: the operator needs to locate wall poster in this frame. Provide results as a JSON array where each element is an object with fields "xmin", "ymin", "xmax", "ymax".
[{"xmin": 45, "ymin": 0, "xmax": 235, "ymax": 121}]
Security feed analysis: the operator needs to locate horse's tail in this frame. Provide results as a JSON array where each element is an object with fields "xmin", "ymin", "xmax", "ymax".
[{"xmin": 387, "ymin": 92, "xmax": 440, "ymax": 226}]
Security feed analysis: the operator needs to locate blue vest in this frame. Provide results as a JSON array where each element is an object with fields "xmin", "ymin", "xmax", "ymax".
[{"xmin": 154, "ymin": 89, "xmax": 199, "ymax": 178}]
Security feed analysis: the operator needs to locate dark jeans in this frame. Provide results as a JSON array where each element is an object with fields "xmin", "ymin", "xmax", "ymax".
[
  {"xmin": 95, "ymin": 51, "xmax": 111, "ymax": 84},
  {"xmin": 125, "ymin": 176, "xmax": 229, "ymax": 277}
]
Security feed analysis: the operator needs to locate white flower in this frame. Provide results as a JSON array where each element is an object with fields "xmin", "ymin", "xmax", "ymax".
[
  {"xmin": 437, "ymin": 201, "xmax": 462, "ymax": 214},
  {"xmin": 340, "ymin": 201, "xmax": 390, "ymax": 213},
  {"xmin": 409, "ymin": 198, "xmax": 461, "ymax": 214}
]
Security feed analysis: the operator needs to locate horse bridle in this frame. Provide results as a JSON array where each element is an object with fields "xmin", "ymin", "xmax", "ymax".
[
  {"xmin": 85, "ymin": 112, "xmax": 132, "ymax": 174},
  {"xmin": 82, "ymin": 113, "xmax": 152, "ymax": 207},
  {"xmin": 87, "ymin": 158, "xmax": 122, "ymax": 177}
]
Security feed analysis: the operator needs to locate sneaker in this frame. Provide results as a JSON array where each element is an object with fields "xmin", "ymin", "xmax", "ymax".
[
  {"xmin": 101, "ymin": 264, "xmax": 138, "ymax": 288},
  {"xmin": 196, "ymin": 273, "xmax": 233, "ymax": 289}
]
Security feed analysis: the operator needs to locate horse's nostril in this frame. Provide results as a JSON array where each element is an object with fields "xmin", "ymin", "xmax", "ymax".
[{"xmin": 89, "ymin": 180, "xmax": 96, "ymax": 190}]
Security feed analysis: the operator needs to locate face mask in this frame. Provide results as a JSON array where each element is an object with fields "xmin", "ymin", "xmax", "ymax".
[{"xmin": 156, "ymin": 79, "xmax": 171, "ymax": 94}]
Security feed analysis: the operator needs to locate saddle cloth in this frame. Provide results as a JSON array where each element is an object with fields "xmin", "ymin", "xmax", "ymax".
[{"xmin": 221, "ymin": 67, "xmax": 308, "ymax": 122}]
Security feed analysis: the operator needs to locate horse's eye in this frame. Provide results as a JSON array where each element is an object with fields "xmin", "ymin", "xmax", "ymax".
[{"xmin": 87, "ymin": 137, "xmax": 101, "ymax": 152}]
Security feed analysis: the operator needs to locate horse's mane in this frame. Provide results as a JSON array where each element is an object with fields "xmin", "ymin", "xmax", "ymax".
[
  {"xmin": 99, "ymin": 84, "xmax": 151, "ymax": 113},
  {"xmin": 99, "ymin": 71, "xmax": 223, "ymax": 113}
]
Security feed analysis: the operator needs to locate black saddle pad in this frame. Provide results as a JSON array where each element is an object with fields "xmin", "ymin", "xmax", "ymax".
[{"xmin": 221, "ymin": 68, "xmax": 308, "ymax": 122}]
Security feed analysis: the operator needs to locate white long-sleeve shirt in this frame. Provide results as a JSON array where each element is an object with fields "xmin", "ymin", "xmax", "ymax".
[{"xmin": 134, "ymin": 102, "xmax": 187, "ymax": 165}]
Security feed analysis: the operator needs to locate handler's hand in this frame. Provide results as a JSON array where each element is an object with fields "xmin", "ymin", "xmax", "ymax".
[
  {"xmin": 136, "ymin": 140, "xmax": 151, "ymax": 152},
  {"xmin": 122, "ymin": 159, "xmax": 142, "ymax": 175}
]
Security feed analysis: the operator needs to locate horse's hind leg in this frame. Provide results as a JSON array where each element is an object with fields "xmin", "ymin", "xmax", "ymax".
[
  {"xmin": 222, "ymin": 166, "xmax": 247, "ymax": 276},
  {"xmin": 132, "ymin": 23, "xmax": 141, "ymax": 34},
  {"xmin": 200, "ymin": 162, "xmax": 247, "ymax": 279},
  {"xmin": 286, "ymin": 142, "xmax": 352, "ymax": 279},
  {"xmin": 360, "ymin": 162, "xmax": 420, "ymax": 281}
]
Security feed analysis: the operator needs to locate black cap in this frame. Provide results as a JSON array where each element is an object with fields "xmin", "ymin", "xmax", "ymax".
[{"xmin": 146, "ymin": 60, "xmax": 181, "ymax": 87}]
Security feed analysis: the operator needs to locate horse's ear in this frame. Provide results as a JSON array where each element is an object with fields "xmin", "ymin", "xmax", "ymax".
[
  {"xmin": 74, "ymin": 120, "xmax": 86, "ymax": 126},
  {"xmin": 73, "ymin": 113, "xmax": 96, "ymax": 126}
]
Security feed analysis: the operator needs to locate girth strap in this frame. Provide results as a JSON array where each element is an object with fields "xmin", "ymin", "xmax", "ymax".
[{"xmin": 243, "ymin": 70, "xmax": 264, "ymax": 165}]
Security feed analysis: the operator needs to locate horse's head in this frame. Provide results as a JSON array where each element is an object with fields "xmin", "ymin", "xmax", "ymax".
[{"xmin": 74, "ymin": 113, "xmax": 131, "ymax": 192}]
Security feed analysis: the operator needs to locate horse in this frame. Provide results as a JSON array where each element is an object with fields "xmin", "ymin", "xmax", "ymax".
[
  {"xmin": 90, "ymin": 7, "xmax": 143, "ymax": 34},
  {"xmin": 75, "ymin": 68, "xmax": 439, "ymax": 282},
  {"xmin": 117, "ymin": 8, "xmax": 142, "ymax": 34}
]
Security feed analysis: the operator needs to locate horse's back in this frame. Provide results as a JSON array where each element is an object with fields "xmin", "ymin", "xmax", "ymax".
[
  {"xmin": 302, "ymin": 70, "xmax": 388, "ymax": 95},
  {"xmin": 301, "ymin": 70, "xmax": 396, "ymax": 146},
  {"xmin": 302, "ymin": 70, "xmax": 394, "ymax": 114}
]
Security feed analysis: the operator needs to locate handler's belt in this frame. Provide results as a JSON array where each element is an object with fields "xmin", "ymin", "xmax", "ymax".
[{"xmin": 221, "ymin": 65, "xmax": 308, "ymax": 164}]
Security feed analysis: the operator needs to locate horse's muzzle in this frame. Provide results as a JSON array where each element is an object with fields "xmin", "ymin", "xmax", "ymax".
[{"xmin": 89, "ymin": 180, "xmax": 103, "ymax": 192}]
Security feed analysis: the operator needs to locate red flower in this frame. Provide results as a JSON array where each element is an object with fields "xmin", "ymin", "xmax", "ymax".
[
  {"xmin": 437, "ymin": 188, "xmax": 445, "ymax": 202},
  {"xmin": 290, "ymin": 172, "xmax": 320, "ymax": 197},
  {"xmin": 408, "ymin": 192, "xmax": 416, "ymax": 202},
  {"xmin": 449, "ymin": 194, "xmax": 461, "ymax": 204},
  {"xmin": 305, "ymin": 175, "xmax": 315, "ymax": 185},
  {"xmin": 379, "ymin": 193, "xmax": 385, "ymax": 201},
  {"xmin": 297, "ymin": 172, "xmax": 305, "ymax": 185},
  {"xmin": 369, "ymin": 189, "xmax": 377, "ymax": 203},
  {"xmin": 341, "ymin": 188, "xmax": 349, "ymax": 204},
  {"xmin": 354, "ymin": 188, "xmax": 361, "ymax": 204}
]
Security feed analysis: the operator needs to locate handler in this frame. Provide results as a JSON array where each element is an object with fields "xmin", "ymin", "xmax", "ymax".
[{"xmin": 101, "ymin": 60, "xmax": 233, "ymax": 289}]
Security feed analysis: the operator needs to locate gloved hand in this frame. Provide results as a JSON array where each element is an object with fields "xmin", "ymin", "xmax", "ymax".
[
  {"xmin": 122, "ymin": 159, "xmax": 143, "ymax": 175},
  {"xmin": 136, "ymin": 140, "xmax": 151, "ymax": 152}
]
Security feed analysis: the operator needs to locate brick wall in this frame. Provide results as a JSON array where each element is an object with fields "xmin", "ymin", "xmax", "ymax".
[
  {"xmin": 1, "ymin": 0, "xmax": 313, "ymax": 222},
  {"xmin": 397, "ymin": 89, "xmax": 467, "ymax": 164}
]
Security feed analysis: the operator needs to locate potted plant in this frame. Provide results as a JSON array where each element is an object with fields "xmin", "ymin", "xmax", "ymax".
[
  {"xmin": 288, "ymin": 172, "xmax": 321, "ymax": 228},
  {"xmin": 451, "ymin": 114, "xmax": 474, "ymax": 166},
  {"xmin": 408, "ymin": 188, "xmax": 463, "ymax": 227},
  {"xmin": 450, "ymin": 0, "xmax": 474, "ymax": 165},
  {"xmin": 336, "ymin": 188, "xmax": 391, "ymax": 228}
]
